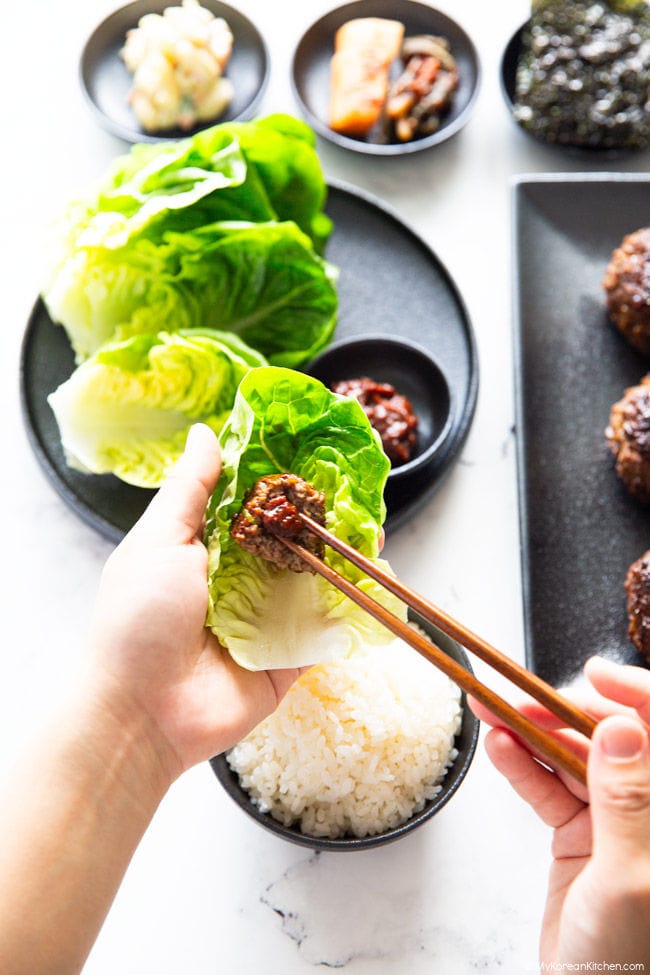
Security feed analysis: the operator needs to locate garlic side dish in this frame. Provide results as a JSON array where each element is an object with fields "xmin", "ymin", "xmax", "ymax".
[{"xmin": 120, "ymin": 0, "xmax": 234, "ymax": 133}]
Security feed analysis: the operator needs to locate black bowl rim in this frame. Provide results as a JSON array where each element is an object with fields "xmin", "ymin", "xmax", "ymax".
[
  {"xmin": 290, "ymin": 0, "xmax": 481, "ymax": 157},
  {"xmin": 500, "ymin": 20, "xmax": 646, "ymax": 158},
  {"xmin": 79, "ymin": 0, "xmax": 270, "ymax": 144},
  {"xmin": 210, "ymin": 610, "xmax": 480, "ymax": 851},
  {"xmin": 305, "ymin": 332, "xmax": 455, "ymax": 482}
]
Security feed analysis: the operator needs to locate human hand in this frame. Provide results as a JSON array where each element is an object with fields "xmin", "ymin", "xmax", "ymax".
[
  {"xmin": 470, "ymin": 656, "xmax": 650, "ymax": 967},
  {"xmin": 86, "ymin": 423, "xmax": 302, "ymax": 785}
]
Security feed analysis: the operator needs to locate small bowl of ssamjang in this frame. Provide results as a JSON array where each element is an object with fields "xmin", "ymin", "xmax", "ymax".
[{"xmin": 306, "ymin": 334, "xmax": 453, "ymax": 500}]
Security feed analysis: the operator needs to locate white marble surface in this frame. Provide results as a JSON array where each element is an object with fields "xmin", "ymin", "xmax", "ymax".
[{"xmin": 4, "ymin": 1, "xmax": 650, "ymax": 972}]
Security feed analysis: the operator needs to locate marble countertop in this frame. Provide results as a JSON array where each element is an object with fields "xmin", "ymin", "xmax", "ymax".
[{"xmin": 3, "ymin": 1, "xmax": 650, "ymax": 971}]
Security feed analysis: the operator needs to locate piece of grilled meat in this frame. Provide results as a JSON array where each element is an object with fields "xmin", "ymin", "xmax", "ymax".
[
  {"xmin": 625, "ymin": 551, "xmax": 650, "ymax": 661},
  {"xmin": 606, "ymin": 374, "xmax": 650, "ymax": 502},
  {"xmin": 230, "ymin": 473, "xmax": 325, "ymax": 573},
  {"xmin": 603, "ymin": 228, "xmax": 650, "ymax": 356}
]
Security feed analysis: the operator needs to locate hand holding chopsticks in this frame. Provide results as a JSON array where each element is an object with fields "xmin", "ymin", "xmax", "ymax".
[{"xmin": 267, "ymin": 513, "xmax": 596, "ymax": 786}]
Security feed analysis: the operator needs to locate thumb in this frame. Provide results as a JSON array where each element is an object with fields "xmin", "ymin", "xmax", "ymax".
[
  {"xmin": 129, "ymin": 423, "xmax": 221, "ymax": 547},
  {"xmin": 588, "ymin": 715, "xmax": 650, "ymax": 871}
]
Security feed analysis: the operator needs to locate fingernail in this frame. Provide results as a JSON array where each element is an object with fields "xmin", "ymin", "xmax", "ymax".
[{"xmin": 599, "ymin": 716, "xmax": 646, "ymax": 762}]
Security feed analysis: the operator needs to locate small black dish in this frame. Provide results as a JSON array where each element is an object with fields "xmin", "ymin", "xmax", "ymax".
[
  {"xmin": 210, "ymin": 611, "xmax": 479, "ymax": 851},
  {"xmin": 306, "ymin": 334, "xmax": 453, "ymax": 487},
  {"xmin": 291, "ymin": 0, "xmax": 480, "ymax": 156},
  {"xmin": 501, "ymin": 22, "xmax": 645, "ymax": 157},
  {"xmin": 499, "ymin": 23, "xmax": 523, "ymax": 122},
  {"xmin": 80, "ymin": 0, "xmax": 269, "ymax": 144}
]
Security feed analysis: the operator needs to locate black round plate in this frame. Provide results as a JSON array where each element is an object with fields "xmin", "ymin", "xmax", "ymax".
[
  {"xmin": 20, "ymin": 181, "xmax": 478, "ymax": 542},
  {"xmin": 291, "ymin": 0, "xmax": 480, "ymax": 156},
  {"xmin": 80, "ymin": 0, "xmax": 269, "ymax": 143}
]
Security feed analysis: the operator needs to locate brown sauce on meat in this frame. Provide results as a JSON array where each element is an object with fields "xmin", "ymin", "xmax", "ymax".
[
  {"xmin": 261, "ymin": 495, "xmax": 304, "ymax": 538},
  {"xmin": 230, "ymin": 473, "xmax": 325, "ymax": 573},
  {"xmin": 332, "ymin": 377, "xmax": 418, "ymax": 466}
]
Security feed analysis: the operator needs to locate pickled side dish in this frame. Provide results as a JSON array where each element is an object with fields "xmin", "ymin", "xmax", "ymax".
[{"xmin": 514, "ymin": 0, "xmax": 650, "ymax": 150}]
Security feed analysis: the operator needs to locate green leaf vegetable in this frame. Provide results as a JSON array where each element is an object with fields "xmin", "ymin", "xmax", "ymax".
[
  {"xmin": 42, "ymin": 115, "xmax": 337, "ymax": 364},
  {"xmin": 205, "ymin": 366, "xmax": 407, "ymax": 670},
  {"xmin": 48, "ymin": 329, "xmax": 266, "ymax": 488}
]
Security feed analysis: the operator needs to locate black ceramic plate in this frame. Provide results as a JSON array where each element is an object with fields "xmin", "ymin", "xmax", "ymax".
[
  {"xmin": 210, "ymin": 611, "xmax": 480, "ymax": 852},
  {"xmin": 21, "ymin": 181, "xmax": 477, "ymax": 543},
  {"xmin": 291, "ymin": 0, "xmax": 480, "ymax": 156},
  {"xmin": 513, "ymin": 175, "xmax": 650, "ymax": 685},
  {"xmin": 80, "ymin": 0, "xmax": 269, "ymax": 143}
]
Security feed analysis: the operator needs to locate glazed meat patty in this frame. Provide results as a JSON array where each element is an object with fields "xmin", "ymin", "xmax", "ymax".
[
  {"xmin": 230, "ymin": 473, "xmax": 325, "ymax": 573},
  {"xmin": 603, "ymin": 227, "xmax": 650, "ymax": 355},
  {"xmin": 625, "ymin": 550, "xmax": 650, "ymax": 661},
  {"xmin": 606, "ymin": 374, "xmax": 650, "ymax": 502}
]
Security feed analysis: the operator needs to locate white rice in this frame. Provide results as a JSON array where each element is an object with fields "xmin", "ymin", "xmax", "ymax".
[{"xmin": 227, "ymin": 629, "xmax": 463, "ymax": 839}]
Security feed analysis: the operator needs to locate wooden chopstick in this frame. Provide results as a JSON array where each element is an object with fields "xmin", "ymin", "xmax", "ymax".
[
  {"xmin": 269, "ymin": 524, "xmax": 591, "ymax": 786},
  {"xmin": 299, "ymin": 513, "xmax": 597, "ymax": 740}
]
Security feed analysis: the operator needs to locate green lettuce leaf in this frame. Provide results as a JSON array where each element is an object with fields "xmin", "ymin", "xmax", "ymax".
[
  {"xmin": 44, "ymin": 220, "xmax": 337, "ymax": 364},
  {"xmin": 42, "ymin": 114, "xmax": 336, "ymax": 364},
  {"xmin": 47, "ymin": 329, "xmax": 266, "ymax": 488},
  {"xmin": 205, "ymin": 366, "xmax": 406, "ymax": 670},
  {"xmin": 227, "ymin": 115, "xmax": 333, "ymax": 252}
]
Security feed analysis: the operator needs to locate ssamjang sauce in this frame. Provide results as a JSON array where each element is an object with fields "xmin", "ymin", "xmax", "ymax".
[{"xmin": 332, "ymin": 377, "xmax": 418, "ymax": 466}]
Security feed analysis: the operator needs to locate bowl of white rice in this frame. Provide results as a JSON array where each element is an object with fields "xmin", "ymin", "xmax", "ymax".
[{"xmin": 210, "ymin": 611, "xmax": 479, "ymax": 850}]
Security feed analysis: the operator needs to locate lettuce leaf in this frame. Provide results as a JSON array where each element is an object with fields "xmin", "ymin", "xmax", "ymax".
[
  {"xmin": 47, "ymin": 329, "xmax": 266, "ymax": 488},
  {"xmin": 44, "ymin": 220, "xmax": 337, "ymax": 366},
  {"xmin": 205, "ymin": 367, "xmax": 406, "ymax": 670},
  {"xmin": 42, "ymin": 115, "xmax": 336, "ymax": 363}
]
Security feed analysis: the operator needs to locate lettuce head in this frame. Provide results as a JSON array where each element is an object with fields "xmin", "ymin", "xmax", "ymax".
[
  {"xmin": 205, "ymin": 366, "xmax": 407, "ymax": 670},
  {"xmin": 42, "ymin": 115, "xmax": 336, "ymax": 364},
  {"xmin": 48, "ymin": 329, "xmax": 266, "ymax": 488}
]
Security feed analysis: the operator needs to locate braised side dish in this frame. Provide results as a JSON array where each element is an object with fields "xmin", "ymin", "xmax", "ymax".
[
  {"xmin": 121, "ymin": 0, "xmax": 234, "ymax": 132},
  {"xmin": 230, "ymin": 473, "xmax": 325, "ymax": 573},
  {"xmin": 332, "ymin": 377, "xmax": 418, "ymax": 466},
  {"xmin": 603, "ymin": 228, "xmax": 650, "ymax": 356},
  {"xmin": 514, "ymin": 0, "xmax": 650, "ymax": 150},
  {"xmin": 328, "ymin": 17, "xmax": 458, "ymax": 144},
  {"xmin": 385, "ymin": 35, "xmax": 459, "ymax": 142}
]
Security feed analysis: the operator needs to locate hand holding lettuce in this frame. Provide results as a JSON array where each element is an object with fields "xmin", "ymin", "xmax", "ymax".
[
  {"xmin": 40, "ymin": 114, "xmax": 403, "ymax": 672},
  {"xmin": 205, "ymin": 367, "xmax": 406, "ymax": 670}
]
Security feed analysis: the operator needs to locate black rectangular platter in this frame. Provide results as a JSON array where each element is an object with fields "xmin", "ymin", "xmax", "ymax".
[{"xmin": 514, "ymin": 175, "xmax": 650, "ymax": 685}]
